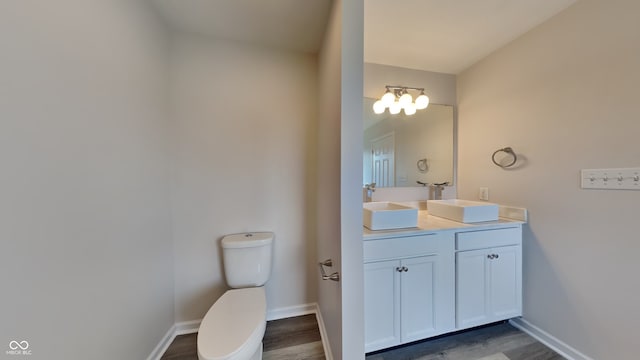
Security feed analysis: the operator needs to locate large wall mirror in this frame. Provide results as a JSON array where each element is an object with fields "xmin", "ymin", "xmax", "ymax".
[{"xmin": 363, "ymin": 97, "xmax": 454, "ymax": 188}]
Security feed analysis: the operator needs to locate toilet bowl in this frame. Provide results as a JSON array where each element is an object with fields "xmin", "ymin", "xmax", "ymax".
[
  {"xmin": 197, "ymin": 232, "xmax": 274, "ymax": 360},
  {"xmin": 197, "ymin": 287, "xmax": 266, "ymax": 360}
]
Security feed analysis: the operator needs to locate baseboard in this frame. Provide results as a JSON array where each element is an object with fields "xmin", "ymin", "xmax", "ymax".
[
  {"xmin": 313, "ymin": 304, "xmax": 333, "ymax": 360},
  {"xmin": 175, "ymin": 319, "xmax": 201, "ymax": 335},
  {"xmin": 509, "ymin": 318, "xmax": 594, "ymax": 360},
  {"xmin": 146, "ymin": 324, "xmax": 176, "ymax": 360},
  {"xmin": 266, "ymin": 302, "xmax": 317, "ymax": 321},
  {"xmin": 148, "ymin": 303, "xmax": 333, "ymax": 360}
]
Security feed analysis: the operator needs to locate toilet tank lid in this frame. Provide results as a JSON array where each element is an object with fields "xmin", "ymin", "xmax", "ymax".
[{"xmin": 222, "ymin": 232, "xmax": 274, "ymax": 248}]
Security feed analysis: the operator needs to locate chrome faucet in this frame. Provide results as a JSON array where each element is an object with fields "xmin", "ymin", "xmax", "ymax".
[
  {"xmin": 429, "ymin": 182, "xmax": 448, "ymax": 200},
  {"xmin": 364, "ymin": 182, "xmax": 376, "ymax": 202}
]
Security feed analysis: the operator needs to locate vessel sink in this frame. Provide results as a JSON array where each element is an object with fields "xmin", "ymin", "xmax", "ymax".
[
  {"xmin": 427, "ymin": 199, "xmax": 499, "ymax": 223},
  {"xmin": 363, "ymin": 202, "xmax": 418, "ymax": 230}
]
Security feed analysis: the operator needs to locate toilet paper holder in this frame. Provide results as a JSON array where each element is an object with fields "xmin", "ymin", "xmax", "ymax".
[{"xmin": 318, "ymin": 259, "xmax": 340, "ymax": 282}]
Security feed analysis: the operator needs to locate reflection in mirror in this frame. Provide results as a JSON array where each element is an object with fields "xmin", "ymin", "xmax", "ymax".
[{"xmin": 363, "ymin": 97, "xmax": 453, "ymax": 188}]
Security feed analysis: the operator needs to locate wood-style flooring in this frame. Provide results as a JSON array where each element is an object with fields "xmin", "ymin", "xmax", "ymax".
[
  {"xmin": 161, "ymin": 314, "xmax": 324, "ymax": 360},
  {"xmin": 161, "ymin": 315, "xmax": 563, "ymax": 360},
  {"xmin": 366, "ymin": 322, "xmax": 565, "ymax": 360}
]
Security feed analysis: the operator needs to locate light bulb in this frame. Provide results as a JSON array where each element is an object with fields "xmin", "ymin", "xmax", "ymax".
[
  {"xmin": 404, "ymin": 102, "xmax": 416, "ymax": 115},
  {"xmin": 373, "ymin": 100, "xmax": 385, "ymax": 114},
  {"xmin": 399, "ymin": 91, "xmax": 412, "ymax": 107},
  {"xmin": 389, "ymin": 101, "xmax": 401, "ymax": 115},
  {"xmin": 381, "ymin": 90, "xmax": 395, "ymax": 107},
  {"xmin": 415, "ymin": 93, "xmax": 429, "ymax": 109}
]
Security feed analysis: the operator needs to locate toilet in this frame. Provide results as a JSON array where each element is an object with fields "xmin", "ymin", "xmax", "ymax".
[{"xmin": 197, "ymin": 232, "xmax": 274, "ymax": 360}]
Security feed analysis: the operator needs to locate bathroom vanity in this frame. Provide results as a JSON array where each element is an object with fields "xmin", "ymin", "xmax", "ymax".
[{"xmin": 363, "ymin": 209, "xmax": 524, "ymax": 353}]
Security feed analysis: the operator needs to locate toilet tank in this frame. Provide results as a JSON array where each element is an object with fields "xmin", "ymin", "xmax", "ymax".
[{"xmin": 221, "ymin": 232, "xmax": 274, "ymax": 288}]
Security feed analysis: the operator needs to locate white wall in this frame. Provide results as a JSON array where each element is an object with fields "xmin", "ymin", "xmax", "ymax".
[
  {"xmin": 169, "ymin": 33, "xmax": 319, "ymax": 322},
  {"xmin": 340, "ymin": 1, "xmax": 366, "ymax": 359},
  {"xmin": 0, "ymin": 1, "xmax": 174, "ymax": 359},
  {"xmin": 457, "ymin": 0, "xmax": 640, "ymax": 358},
  {"xmin": 317, "ymin": 0, "xmax": 343, "ymax": 356},
  {"xmin": 317, "ymin": 1, "xmax": 365, "ymax": 359}
]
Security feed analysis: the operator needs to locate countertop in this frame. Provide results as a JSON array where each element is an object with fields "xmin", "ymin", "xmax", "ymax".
[{"xmin": 363, "ymin": 210, "xmax": 525, "ymax": 240}]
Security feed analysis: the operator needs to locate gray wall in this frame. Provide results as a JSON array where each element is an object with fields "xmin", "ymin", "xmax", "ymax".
[
  {"xmin": 457, "ymin": 0, "xmax": 640, "ymax": 358},
  {"xmin": 0, "ymin": 1, "xmax": 174, "ymax": 359},
  {"xmin": 169, "ymin": 32, "xmax": 319, "ymax": 322}
]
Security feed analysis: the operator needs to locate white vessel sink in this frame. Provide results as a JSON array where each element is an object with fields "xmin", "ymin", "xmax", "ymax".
[
  {"xmin": 363, "ymin": 202, "xmax": 418, "ymax": 230},
  {"xmin": 427, "ymin": 199, "xmax": 499, "ymax": 223}
]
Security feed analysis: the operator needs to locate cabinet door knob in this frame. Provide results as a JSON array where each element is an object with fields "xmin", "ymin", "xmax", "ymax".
[
  {"xmin": 487, "ymin": 254, "xmax": 494, "ymax": 259},
  {"xmin": 403, "ymin": 266, "xmax": 408, "ymax": 272},
  {"xmin": 494, "ymin": 254, "xmax": 499, "ymax": 259},
  {"xmin": 396, "ymin": 267, "xmax": 403, "ymax": 272}
]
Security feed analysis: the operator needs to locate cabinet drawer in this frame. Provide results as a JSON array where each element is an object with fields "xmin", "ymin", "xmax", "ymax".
[
  {"xmin": 456, "ymin": 227, "xmax": 521, "ymax": 251},
  {"xmin": 364, "ymin": 234, "xmax": 440, "ymax": 262}
]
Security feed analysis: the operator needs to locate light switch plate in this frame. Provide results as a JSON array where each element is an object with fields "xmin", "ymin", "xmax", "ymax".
[{"xmin": 581, "ymin": 167, "xmax": 640, "ymax": 190}]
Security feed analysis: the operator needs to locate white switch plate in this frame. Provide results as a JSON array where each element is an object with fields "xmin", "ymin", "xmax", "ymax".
[
  {"xmin": 479, "ymin": 187, "xmax": 489, "ymax": 200},
  {"xmin": 581, "ymin": 167, "xmax": 640, "ymax": 190}
]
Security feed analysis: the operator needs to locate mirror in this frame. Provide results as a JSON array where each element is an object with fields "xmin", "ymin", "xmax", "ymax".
[{"xmin": 363, "ymin": 97, "xmax": 453, "ymax": 188}]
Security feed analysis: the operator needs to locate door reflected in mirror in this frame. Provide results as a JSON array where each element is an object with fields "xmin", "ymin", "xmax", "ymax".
[{"xmin": 363, "ymin": 98, "xmax": 453, "ymax": 188}]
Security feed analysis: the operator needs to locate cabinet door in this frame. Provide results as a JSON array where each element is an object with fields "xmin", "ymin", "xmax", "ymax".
[
  {"xmin": 400, "ymin": 255, "xmax": 438, "ymax": 343},
  {"xmin": 364, "ymin": 260, "xmax": 401, "ymax": 352},
  {"xmin": 489, "ymin": 245, "xmax": 521, "ymax": 320},
  {"xmin": 456, "ymin": 245, "xmax": 522, "ymax": 329},
  {"xmin": 456, "ymin": 249, "xmax": 489, "ymax": 329}
]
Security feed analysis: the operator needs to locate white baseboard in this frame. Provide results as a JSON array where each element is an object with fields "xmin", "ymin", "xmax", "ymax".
[
  {"xmin": 266, "ymin": 302, "xmax": 317, "ymax": 321},
  {"xmin": 147, "ymin": 319, "xmax": 201, "ymax": 360},
  {"xmin": 175, "ymin": 319, "xmax": 201, "ymax": 335},
  {"xmin": 146, "ymin": 324, "xmax": 176, "ymax": 360},
  {"xmin": 148, "ymin": 303, "xmax": 333, "ymax": 360},
  {"xmin": 313, "ymin": 305, "xmax": 333, "ymax": 360},
  {"xmin": 509, "ymin": 318, "xmax": 594, "ymax": 360}
]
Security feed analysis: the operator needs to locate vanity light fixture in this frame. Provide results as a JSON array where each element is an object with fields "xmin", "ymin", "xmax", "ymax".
[{"xmin": 373, "ymin": 85, "xmax": 430, "ymax": 115}]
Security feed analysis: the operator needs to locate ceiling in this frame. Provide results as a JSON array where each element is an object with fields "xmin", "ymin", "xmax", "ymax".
[
  {"xmin": 153, "ymin": 0, "xmax": 577, "ymax": 74},
  {"xmin": 152, "ymin": 0, "xmax": 333, "ymax": 53},
  {"xmin": 365, "ymin": 0, "xmax": 577, "ymax": 74}
]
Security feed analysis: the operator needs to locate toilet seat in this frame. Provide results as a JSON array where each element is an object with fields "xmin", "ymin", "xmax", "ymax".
[{"xmin": 197, "ymin": 287, "xmax": 266, "ymax": 360}]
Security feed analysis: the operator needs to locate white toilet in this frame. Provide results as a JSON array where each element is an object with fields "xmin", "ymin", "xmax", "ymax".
[{"xmin": 197, "ymin": 232, "xmax": 274, "ymax": 360}]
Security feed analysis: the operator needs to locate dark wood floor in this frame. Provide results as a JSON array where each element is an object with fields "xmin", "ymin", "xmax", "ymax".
[
  {"xmin": 161, "ymin": 314, "xmax": 324, "ymax": 360},
  {"xmin": 366, "ymin": 322, "xmax": 564, "ymax": 360},
  {"xmin": 161, "ymin": 333, "xmax": 196, "ymax": 360},
  {"xmin": 161, "ymin": 315, "xmax": 562, "ymax": 360}
]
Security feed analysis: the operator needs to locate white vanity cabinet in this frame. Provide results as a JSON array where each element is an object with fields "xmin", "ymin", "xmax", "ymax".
[
  {"xmin": 363, "ymin": 233, "xmax": 455, "ymax": 353},
  {"xmin": 455, "ymin": 227, "xmax": 522, "ymax": 329},
  {"xmin": 363, "ymin": 217, "xmax": 524, "ymax": 354}
]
